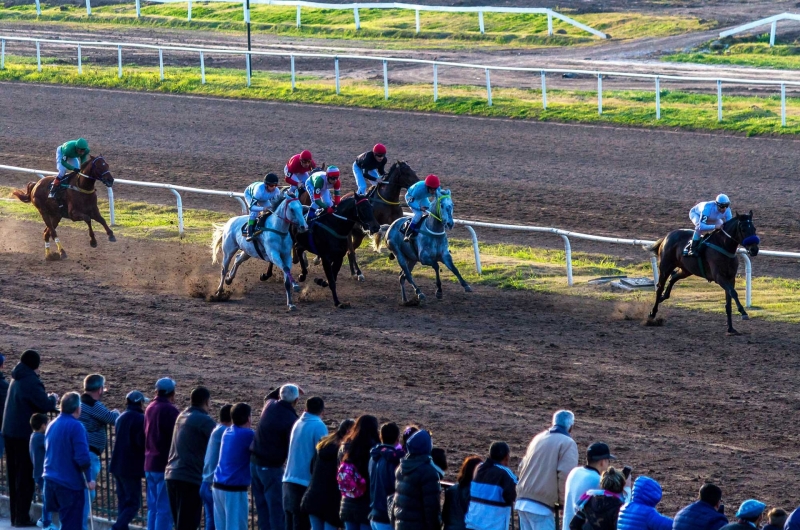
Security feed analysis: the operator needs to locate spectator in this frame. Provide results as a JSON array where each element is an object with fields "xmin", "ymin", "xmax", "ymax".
[
  {"xmin": 29, "ymin": 413, "xmax": 53, "ymax": 530},
  {"xmin": 42, "ymin": 393, "xmax": 94, "ymax": 530},
  {"xmin": 786, "ymin": 507, "xmax": 800, "ymax": 530},
  {"xmin": 466, "ymin": 442, "xmax": 518, "ymax": 530},
  {"xmin": 284, "ymin": 396, "xmax": 328, "ymax": 530},
  {"xmin": 250, "ymin": 384, "xmax": 300, "ymax": 530},
  {"xmin": 431, "ymin": 448, "xmax": 448, "ymax": 478},
  {"xmin": 213, "ymin": 403, "xmax": 255, "ymax": 530},
  {"xmin": 110, "ymin": 390, "xmax": 150, "ymax": 530},
  {"xmin": 0, "ymin": 354, "xmax": 8, "ymax": 459},
  {"xmin": 442, "ymin": 456, "xmax": 482, "ymax": 530},
  {"xmin": 672, "ymin": 483, "xmax": 728, "ymax": 530},
  {"xmin": 166, "ymin": 386, "xmax": 217, "ymax": 530},
  {"xmin": 401, "ymin": 425, "xmax": 420, "ymax": 452},
  {"xmin": 145, "ymin": 378, "xmax": 180, "ymax": 530},
  {"xmin": 203, "ymin": 404, "xmax": 234, "ymax": 530},
  {"xmin": 392, "ymin": 429, "xmax": 442, "ymax": 530},
  {"xmin": 302, "ymin": 419, "xmax": 355, "ymax": 530},
  {"xmin": 339, "ymin": 415, "xmax": 381, "ymax": 530},
  {"xmin": 569, "ymin": 467, "xmax": 627, "ymax": 530},
  {"xmin": 762, "ymin": 508, "xmax": 787, "ymax": 530},
  {"xmin": 368, "ymin": 422, "xmax": 404, "ymax": 530},
  {"xmin": 563, "ymin": 443, "xmax": 628, "ymax": 530},
  {"xmin": 516, "ymin": 410, "xmax": 579, "ymax": 530},
  {"xmin": 719, "ymin": 501, "xmax": 766, "ymax": 530},
  {"xmin": 79, "ymin": 374, "xmax": 121, "ymax": 530},
  {"xmin": 1, "ymin": 349, "xmax": 58, "ymax": 527},
  {"xmin": 617, "ymin": 476, "xmax": 673, "ymax": 530}
]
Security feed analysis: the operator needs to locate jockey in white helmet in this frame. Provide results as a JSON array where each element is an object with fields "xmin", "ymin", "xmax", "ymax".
[{"xmin": 685, "ymin": 194, "xmax": 732, "ymax": 256}]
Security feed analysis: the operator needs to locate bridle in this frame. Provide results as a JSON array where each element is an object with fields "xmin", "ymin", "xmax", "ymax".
[
  {"xmin": 422, "ymin": 194, "xmax": 450, "ymax": 237},
  {"xmin": 277, "ymin": 197, "xmax": 305, "ymax": 226}
]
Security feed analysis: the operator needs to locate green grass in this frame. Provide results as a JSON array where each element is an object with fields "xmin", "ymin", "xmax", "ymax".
[
  {"xmin": 2, "ymin": 55, "xmax": 800, "ymax": 136},
  {"xmin": 0, "ymin": 4, "xmax": 715, "ymax": 49},
  {"xmin": 664, "ymin": 36, "xmax": 800, "ymax": 70},
  {"xmin": 3, "ymin": 186, "xmax": 797, "ymax": 322}
]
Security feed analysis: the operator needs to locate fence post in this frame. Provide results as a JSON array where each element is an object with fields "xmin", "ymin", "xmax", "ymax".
[
  {"xmin": 117, "ymin": 45, "xmax": 122, "ymax": 78},
  {"xmin": 740, "ymin": 252, "xmax": 752, "ymax": 307},
  {"xmin": 655, "ymin": 76, "xmax": 660, "ymax": 119},
  {"xmin": 78, "ymin": 44, "xmax": 82, "ymax": 74},
  {"xmin": 781, "ymin": 83, "xmax": 786, "ymax": 127},
  {"xmin": 478, "ymin": 11, "xmax": 484, "ymax": 34},
  {"xmin": 383, "ymin": 60, "xmax": 388, "ymax": 100},
  {"xmin": 464, "ymin": 225, "xmax": 482, "ymax": 274},
  {"xmin": 246, "ymin": 53, "xmax": 251, "ymax": 86},
  {"xmin": 135, "ymin": 0, "xmax": 140, "ymax": 17},
  {"xmin": 86, "ymin": 0, "xmax": 91, "ymax": 16},
  {"xmin": 597, "ymin": 73, "xmax": 602, "ymax": 115},
  {"xmin": 200, "ymin": 51, "xmax": 205, "ymax": 84},
  {"xmin": 291, "ymin": 54, "xmax": 295, "ymax": 91},
  {"xmin": 541, "ymin": 70, "xmax": 547, "ymax": 109},
  {"xmin": 159, "ymin": 48, "xmax": 164, "ymax": 81},
  {"xmin": 433, "ymin": 63, "xmax": 438, "ymax": 102},
  {"xmin": 35, "ymin": 0, "xmax": 41, "ymax": 16},
  {"xmin": 650, "ymin": 255, "xmax": 658, "ymax": 290},
  {"xmin": 353, "ymin": 7, "xmax": 360, "ymax": 30},
  {"xmin": 770, "ymin": 20, "xmax": 777, "ymax": 47},
  {"xmin": 335, "ymin": 57, "xmax": 340, "ymax": 95},
  {"xmin": 560, "ymin": 235, "xmax": 573, "ymax": 286},
  {"xmin": 170, "ymin": 189, "xmax": 184, "ymax": 237},
  {"xmin": 485, "ymin": 68, "xmax": 492, "ymax": 106},
  {"xmin": 296, "ymin": 5, "xmax": 301, "ymax": 27},
  {"xmin": 717, "ymin": 80, "xmax": 722, "ymax": 121},
  {"xmin": 188, "ymin": 0, "xmax": 192, "ymax": 21},
  {"xmin": 234, "ymin": 196, "xmax": 247, "ymax": 214},
  {"xmin": 1, "ymin": 39, "xmax": 4, "ymax": 70},
  {"xmin": 415, "ymin": 9, "xmax": 420, "ymax": 33},
  {"xmin": 547, "ymin": 11, "xmax": 553, "ymax": 36},
  {"xmin": 108, "ymin": 186, "xmax": 115, "ymax": 226},
  {"xmin": 36, "ymin": 40, "xmax": 41, "ymax": 72}
]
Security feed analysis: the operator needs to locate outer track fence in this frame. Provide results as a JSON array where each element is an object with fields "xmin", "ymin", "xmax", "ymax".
[
  {"xmin": 2, "ymin": 35, "xmax": 800, "ymax": 125},
  {"xmin": 4, "ymin": 164, "xmax": 800, "ymax": 307}
]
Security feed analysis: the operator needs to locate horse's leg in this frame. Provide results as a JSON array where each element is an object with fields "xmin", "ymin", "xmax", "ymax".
[
  {"xmin": 283, "ymin": 266, "xmax": 297, "ymax": 310},
  {"xmin": 720, "ymin": 280, "xmax": 748, "ymax": 320},
  {"xmin": 433, "ymin": 262, "xmax": 443, "ymax": 299},
  {"xmin": 661, "ymin": 269, "xmax": 691, "ymax": 302},
  {"xmin": 399, "ymin": 270, "xmax": 409, "ymax": 303},
  {"xmin": 226, "ymin": 252, "xmax": 250, "ymax": 285},
  {"xmin": 42, "ymin": 226, "xmax": 54, "ymax": 261},
  {"xmin": 296, "ymin": 246, "xmax": 309, "ymax": 283},
  {"xmin": 724, "ymin": 289, "xmax": 737, "ymax": 335},
  {"xmin": 260, "ymin": 263, "xmax": 274, "ymax": 282},
  {"xmin": 349, "ymin": 232, "xmax": 365, "ymax": 281},
  {"xmin": 398, "ymin": 256, "xmax": 424, "ymax": 301},
  {"xmin": 441, "ymin": 251, "xmax": 472, "ymax": 293},
  {"xmin": 347, "ymin": 234, "xmax": 357, "ymax": 277},
  {"xmin": 90, "ymin": 205, "xmax": 116, "ymax": 242},
  {"xmin": 50, "ymin": 217, "xmax": 67, "ymax": 259},
  {"xmin": 649, "ymin": 256, "xmax": 676, "ymax": 319},
  {"xmin": 320, "ymin": 256, "xmax": 343, "ymax": 308},
  {"xmin": 214, "ymin": 245, "xmax": 235, "ymax": 297}
]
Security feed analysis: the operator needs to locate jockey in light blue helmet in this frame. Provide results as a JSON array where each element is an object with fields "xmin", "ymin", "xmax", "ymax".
[{"xmin": 685, "ymin": 193, "xmax": 732, "ymax": 256}]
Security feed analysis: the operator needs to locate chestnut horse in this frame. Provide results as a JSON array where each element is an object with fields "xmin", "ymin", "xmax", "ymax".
[{"xmin": 11, "ymin": 156, "xmax": 116, "ymax": 260}]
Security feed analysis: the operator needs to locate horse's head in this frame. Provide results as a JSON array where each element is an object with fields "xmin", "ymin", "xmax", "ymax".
[
  {"xmin": 346, "ymin": 194, "xmax": 381, "ymax": 235},
  {"xmin": 285, "ymin": 197, "xmax": 308, "ymax": 233},
  {"xmin": 733, "ymin": 210, "xmax": 759, "ymax": 256},
  {"xmin": 387, "ymin": 161, "xmax": 419, "ymax": 190},
  {"xmin": 86, "ymin": 156, "xmax": 114, "ymax": 188},
  {"xmin": 434, "ymin": 189, "xmax": 455, "ymax": 231}
]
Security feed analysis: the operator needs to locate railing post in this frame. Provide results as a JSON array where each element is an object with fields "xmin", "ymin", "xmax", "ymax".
[
  {"xmin": 383, "ymin": 60, "xmax": 388, "ymax": 100},
  {"xmin": 200, "ymin": 51, "xmax": 205, "ymax": 84},
  {"xmin": 1, "ymin": 39, "xmax": 5, "ymax": 70},
  {"xmin": 117, "ymin": 45, "xmax": 122, "ymax": 78},
  {"xmin": 547, "ymin": 11, "xmax": 553, "ymax": 36},
  {"xmin": 655, "ymin": 76, "xmax": 660, "ymax": 120},
  {"xmin": 650, "ymin": 255, "xmax": 658, "ymax": 290},
  {"xmin": 560, "ymin": 235, "xmax": 573, "ymax": 286},
  {"xmin": 234, "ymin": 196, "xmax": 247, "ymax": 214},
  {"xmin": 188, "ymin": 0, "xmax": 192, "ymax": 21},
  {"xmin": 717, "ymin": 80, "xmax": 722, "ymax": 122},
  {"xmin": 246, "ymin": 53, "xmax": 251, "ymax": 86},
  {"xmin": 770, "ymin": 20, "xmax": 777, "ymax": 47},
  {"xmin": 159, "ymin": 48, "xmax": 164, "ymax": 81},
  {"xmin": 478, "ymin": 11, "xmax": 484, "ymax": 34},
  {"xmin": 485, "ymin": 68, "xmax": 492, "ymax": 106},
  {"xmin": 86, "ymin": 0, "xmax": 91, "ymax": 16},
  {"xmin": 35, "ymin": 0, "xmax": 41, "ymax": 16},
  {"xmin": 597, "ymin": 73, "xmax": 602, "ymax": 115},
  {"xmin": 135, "ymin": 0, "xmax": 140, "ymax": 17},
  {"xmin": 290, "ymin": 54, "xmax": 295, "ymax": 91},
  {"xmin": 541, "ymin": 70, "xmax": 547, "ymax": 109},
  {"xmin": 415, "ymin": 9, "xmax": 420, "ymax": 33},
  {"xmin": 464, "ymin": 225, "xmax": 482, "ymax": 274},
  {"xmin": 78, "ymin": 44, "xmax": 82, "ymax": 74},
  {"xmin": 335, "ymin": 57, "xmax": 340, "ymax": 95},
  {"xmin": 36, "ymin": 40, "xmax": 41, "ymax": 72},
  {"xmin": 353, "ymin": 7, "xmax": 360, "ymax": 30},
  {"xmin": 170, "ymin": 189, "xmax": 184, "ymax": 237},
  {"xmin": 781, "ymin": 83, "xmax": 786, "ymax": 127},
  {"xmin": 740, "ymin": 253, "xmax": 752, "ymax": 307},
  {"xmin": 296, "ymin": 5, "xmax": 301, "ymax": 27},
  {"xmin": 433, "ymin": 63, "xmax": 438, "ymax": 102},
  {"xmin": 107, "ymin": 186, "xmax": 115, "ymax": 226}
]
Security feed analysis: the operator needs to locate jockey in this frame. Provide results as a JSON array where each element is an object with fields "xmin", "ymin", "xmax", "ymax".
[
  {"xmin": 284, "ymin": 150, "xmax": 316, "ymax": 194},
  {"xmin": 49, "ymin": 138, "xmax": 90, "ymax": 198},
  {"xmin": 686, "ymin": 194, "xmax": 733, "ymax": 256},
  {"xmin": 353, "ymin": 143, "xmax": 388, "ymax": 194},
  {"xmin": 404, "ymin": 174, "xmax": 440, "ymax": 242},
  {"xmin": 244, "ymin": 172, "xmax": 283, "ymax": 241},
  {"xmin": 305, "ymin": 166, "xmax": 342, "ymax": 221}
]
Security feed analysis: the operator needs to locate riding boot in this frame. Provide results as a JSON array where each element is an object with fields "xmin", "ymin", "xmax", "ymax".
[
  {"xmin": 48, "ymin": 179, "xmax": 60, "ymax": 199},
  {"xmin": 245, "ymin": 220, "xmax": 257, "ymax": 241},
  {"xmin": 403, "ymin": 222, "xmax": 418, "ymax": 242},
  {"xmin": 685, "ymin": 239, "xmax": 699, "ymax": 257}
]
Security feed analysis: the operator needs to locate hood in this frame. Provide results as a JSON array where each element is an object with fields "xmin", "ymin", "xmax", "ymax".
[
  {"xmin": 631, "ymin": 476, "xmax": 663, "ymax": 507},
  {"xmin": 11, "ymin": 362, "xmax": 38, "ymax": 381},
  {"xmin": 406, "ymin": 429, "xmax": 432, "ymax": 456},
  {"xmin": 401, "ymin": 454, "xmax": 432, "ymax": 474},
  {"xmin": 371, "ymin": 444, "xmax": 403, "ymax": 464},
  {"xmin": 299, "ymin": 411, "xmax": 323, "ymax": 423}
]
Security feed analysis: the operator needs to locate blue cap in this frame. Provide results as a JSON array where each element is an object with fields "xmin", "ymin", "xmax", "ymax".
[
  {"xmin": 155, "ymin": 378, "xmax": 176, "ymax": 393},
  {"xmin": 126, "ymin": 390, "xmax": 150, "ymax": 404},
  {"xmin": 736, "ymin": 500, "xmax": 766, "ymax": 520},
  {"xmin": 406, "ymin": 429, "xmax": 432, "ymax": 456}
]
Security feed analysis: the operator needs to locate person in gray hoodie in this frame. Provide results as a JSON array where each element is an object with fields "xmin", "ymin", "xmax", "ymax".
[{"xmin": 283, "ymin": 397, "xmax": 328, "ymax": 530}]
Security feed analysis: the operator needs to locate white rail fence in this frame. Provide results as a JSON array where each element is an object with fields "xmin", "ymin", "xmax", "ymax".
[
  {"xmin": 29, "ymin": 0, "xmax": 607, "ymax": 38},
  {"xmin": 4, "ymin": 163, "xmax": 800, "ymax": 307},
  {"xmin": 719, "ymin": 13, "xmax": 800, "ymax": 47},
  {"xmin": 3, "ymin": 35, "xmax": 800, "ymax": 126}
]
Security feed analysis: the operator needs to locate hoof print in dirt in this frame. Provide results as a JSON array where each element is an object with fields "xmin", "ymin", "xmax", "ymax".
[
  {"xmin": 401, "ymin": 299, "xmax": 421, "ymax": 307},
  {"xmin": 207, "ymin": 291, "xmax": 232, "ymax": 303},
  {"xmin": 644, "ymin": 316, "xmax": 664, "ymax": 327},
  {"xmin": 726, "ymin": 330, "xmax": 742, "ymax": 336},
  {"xmin": 46, "ymin": 253, "xmax": 61, "ymax": 262}
]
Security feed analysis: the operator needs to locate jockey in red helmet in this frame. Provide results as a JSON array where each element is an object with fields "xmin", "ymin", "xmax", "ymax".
[
  {"xmin": 404, "ymin": 174, "xmax": 440, "ymax": 241},
  {"xmin": 353, "ymin": 143, "xmax": 388, "ymax": 195},
  {"xmin": 284, "ymin": 150, "xmax": 316, "ymax": 194}
]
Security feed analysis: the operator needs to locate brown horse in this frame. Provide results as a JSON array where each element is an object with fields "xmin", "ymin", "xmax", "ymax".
[
  {"xmin": 11, "ymin": 156, "xmax": 116, "ymax": 260},
  {"xmin": 647, "ymin": 212, "xmax": 760, "ymax": 335}
]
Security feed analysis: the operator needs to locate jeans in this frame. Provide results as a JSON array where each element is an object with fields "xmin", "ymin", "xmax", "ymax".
[
  {"xmin": 344, "ymin": 523, "xmax": 371, "ymax": 530},
  {"xmin": 212, "ymin": 488, "xmax": 249, "ymax": 530},
  {"xmin": 200, "ymin": 482, "xmax": 216, "ymax": 530},
  {"xmin": 250, "ymin": 464, "xmax": 285, "ymax": 530},
  {"xmin": 112, "ymin": 475, "xmax": 141, "ymax": 530},
  {"xmin": 6, "ymin": 435, "xmax": 35, "ymax": 525},
  {"xmin": 370, "ymin": 522, "xmax": 393, "ymax": 530},
  {"xmin": 43, "ymin": 479, "xmax": 85, "ymax": 530},
  {"xmin": 166, "ymin": 479, "xmax": 202, "ymax": 530},
  {"xmin": 35, "ymin": 479, "xmax": 52, "ymax": 528},
  {"xmin": 309, "ymin": 515, "xmax": 338, "ymax": 530},
  {"xmin": 282, "ymin": 482, "xmax": 309, "ymax": 530},
  {"xmin": 519, "ymin": 511, "xmax": 556, "ymax": 530},
  {"xmin": 83, "ymin": 452, "xmax": 102, "ymax": 530},
  {"xmin": 146, "ymin": 472, "xmax": 173, "ymax": 530}
]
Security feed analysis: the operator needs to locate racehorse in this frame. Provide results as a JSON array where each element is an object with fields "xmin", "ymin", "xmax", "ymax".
[
  {"xmin": 11, "ymin": 156, "xmax": 116, "ymax": 260},
  {"xmin": 647, "ymin": 211, "xmax": 760, "ymax": 335},
  {"xmin": 273, "ymin": 195, "xmax": 380, "ymax": 308},
  {"xmin": 376, "ymin": 190, "xmax": 472, "ymax": 304},
  {"xmin": 211, "ymin": 195, "xmax": 308, "ymax": 310}
]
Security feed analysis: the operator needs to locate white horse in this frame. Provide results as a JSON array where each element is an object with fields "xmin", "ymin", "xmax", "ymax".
[
  {"xmin": 211, "ymin": 196, "xmax": 308, "ymax": 309},
  {"xmin": 376, "ymin": 189, "xmax": 472, "ymax": 304}
]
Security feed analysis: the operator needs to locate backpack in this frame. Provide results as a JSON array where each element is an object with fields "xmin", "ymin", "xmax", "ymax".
[{"xmin": 337, "ymin": 462, "xmax": 366, "ymax": 499}]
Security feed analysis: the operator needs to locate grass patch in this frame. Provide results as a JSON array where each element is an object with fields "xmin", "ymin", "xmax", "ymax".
[
  {"xmin": 0, "ymin": 4, "xmax": 714, "ymax": 49},
  {"xmin": 2, "ymin": 56, "xmax": 800, "ymax": 135},
  {"xmin": 2, "ymin": 185, "xmax": 796, "ymax": 322},
  {"xmin": 664, "ymin": 35, "xmax": 800, "ymax": 70}
]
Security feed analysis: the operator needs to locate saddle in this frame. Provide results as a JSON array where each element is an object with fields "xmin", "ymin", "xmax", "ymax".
[{"xmin": 240, "ymin": 211, "xmax": 271, "ymax": 237}]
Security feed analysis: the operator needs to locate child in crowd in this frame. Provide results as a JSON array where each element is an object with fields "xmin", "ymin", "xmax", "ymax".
[
  {"xmin": 763, "ymin": 508, "xmax": 787, "ymax": 530},
  {"xmin": 29, "ymin": 413, "xmax": 56, "ymax": 530}
]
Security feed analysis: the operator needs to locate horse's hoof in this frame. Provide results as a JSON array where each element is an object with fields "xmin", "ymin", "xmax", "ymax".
[
  {"xmin": 464, "ymin": 284, "xmax": 473, "ymax": 293},
  {"xmin": 401, "ymin": 299, "xmax": 420, "ymax": 307},
  {"xmin": 90, "ymin": 241, "xmax": 98, "ymax": 248},
  {"xmin": 727, "ymin": 329, "xmax": 741, "ymax": 336},
  {"xmin": 313, "ymin": 257, "xmax": 321, "ymax": 266},
  {"xmin": 108, "ymin": 235, "xmax": 117, "ymax": 242},
  {"xmin": 299, "ymin": 274, "xmax": 307, "ymax": 283},
  {"xmin": 336, "ymin": 302, "xmax": 351, "ymax": 309},
  {"xmin": 259, "ymin": 273, "xmax": 271, "ymax": 282},
  {"xmin": 315, "ymin": 278, "xmax": 329, "ymax": 288},
  {"xmin": 436, "ymin": 291, "xmax": 443, "ymax": 300},
  {"xmin": 45, "ymin": 252, "xmax": 60, "ymax": 262},
  {"xmin": 293, "ymin": 284, "xmax": 301, "ymax": 293},
  {"xmin": 357, "ymin": 274, "xmax": 365, "ymax": 282},
  {"xmin": 417, "ymin": 293, "xmax": 426, "ymax": 301},
  {"xmin": 224, "ymin": 277, "xmax": 233, "ymax": 286},
  {"xmin": 287, "ymin": 304, "xmax": 297, "ymax": 312},
  {"xmin": 59, "ymin": 250, "xmax": 67, "ymax": 259},
  {"xmin": 741, "ymin": 314, "xmax": 750, "ymax": 321}
]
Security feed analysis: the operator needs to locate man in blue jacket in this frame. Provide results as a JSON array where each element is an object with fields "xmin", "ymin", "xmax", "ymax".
[
  {"xmin": 110, "ymin": 390, "xmax": 150, "ymax": 530},
  {"xmin": 673, "ymin": 483, "xmax": 728, "ymax": 530},
  {"xmin": 466, "ymin": 442, "xmax": 518, "ymax": 530},
  {"xmin": 42, "ymin": 392, "xmax": 95, "ymax": 530}
]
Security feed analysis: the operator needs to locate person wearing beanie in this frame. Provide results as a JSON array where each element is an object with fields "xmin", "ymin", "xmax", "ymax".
[
  {"xmin": 466, "ymin": 442, "xmax": 518, "ymax": 530},
  {"xmin": 1, "ymin": 349, "xmax": 58, "ymax": 527},
  {"xmin": 762, "ymin": 508, "xmax": 787, "ymax": 530},
  {"xmin": 393, "ymin": 430, "xmax": 442, "ymax": 530},
  {"xmin": 673, "ymin": 483, "xmax": 728, "ymax": 530},
  {"xmin": 719, "ymin": 500, "xmax": 766, "ymax": 530}
]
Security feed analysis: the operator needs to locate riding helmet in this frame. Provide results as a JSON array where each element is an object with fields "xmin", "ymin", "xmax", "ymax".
[
  {"xmin": 300, "ymin": 150, "xmax": 313, "ymax": 161},
  {"xmin": 76, "ymin": 138, "xmax": 89, "ymax": 150},
  {"xmin": 326, "ymin": 166, "xmax": 340, "ymax": 179},
  {"xmin": 715, "ymin": 193, "xmax": 731, "ymax": 207},
  {"xmin": 424, "ymin": 174, "xmax": 440, "ymax": 189},
  {"xmin": 373, "ymin": 143, "xmax": 387, "ymax": 156},
  {"xmin": 264, "ymin": 173, "xmax": 280, "ymax": 185}
]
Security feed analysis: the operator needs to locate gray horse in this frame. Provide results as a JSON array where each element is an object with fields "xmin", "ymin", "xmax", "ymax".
[{"xmin": 375, "ymin": 189, "xmax": 472, "ymax": 303}]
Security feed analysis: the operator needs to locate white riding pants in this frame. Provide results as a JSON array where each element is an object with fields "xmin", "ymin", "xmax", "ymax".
[
  {"xmin": 689, "ymin": 211, "xmax": 720, "ymax": 238},
  {"xmin": 352, "ymin": 162, "xmax": 380, "ymax": 195},
  {"xmin": 55, "ymin": 146, "xmax": 79, "ymax": 178}
]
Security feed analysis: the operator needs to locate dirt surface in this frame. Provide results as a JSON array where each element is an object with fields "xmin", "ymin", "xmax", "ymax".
[{"xmin": 1, "ymin": 217, "xmax": 799, "ymax": 515}]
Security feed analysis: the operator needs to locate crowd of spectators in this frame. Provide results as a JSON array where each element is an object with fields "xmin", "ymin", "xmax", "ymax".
[{"xmin": 0, "ymin": 349, "xmax": 798, "ymax": 530}]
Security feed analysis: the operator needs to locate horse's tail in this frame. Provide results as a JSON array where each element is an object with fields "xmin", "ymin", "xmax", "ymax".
[
  {"xmin": 10, "ymin": 182, "xmax": 36, "ymax": 203},
  {"xmin": 211, "ymin": 223, "xmax": 226, "ymax": 265},
  {"xmin": 646, "ymin": 236, "xmax": 666, "ymax": 256},
  {"xmin": 371, "ymin": 224, "xmax": 391, "ymax": 253}
]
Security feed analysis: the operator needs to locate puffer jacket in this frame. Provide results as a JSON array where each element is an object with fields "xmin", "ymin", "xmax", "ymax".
[
  {"xmin": 673, "ymin": 500, "xmax": 728, "ymax": 530},
  {"xmin": 301, "ymin": 440, "xmax": 343, "ymax": 527},
  {"xmin": 369, "ymin": 444, "xmax": 404, "ymax": 523},
  {"xmin": 393, "ymin": 454, "xmax": 442, "ymax": 530},
  {"xmin": 618, "ymin": 477, "xmax": 673, "ymax": 530},
  {"xmin": 443, "ymin": 483, "xmax": 471, "ymax": 530}
]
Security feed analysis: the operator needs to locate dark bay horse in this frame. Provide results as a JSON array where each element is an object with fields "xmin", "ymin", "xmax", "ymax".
[
  {"xmin": 648, "ymin": 212, "xmax": 760, "ymax": 335},
  {"xmin": 11, "ymin": 156, "xmax": 116, "ymax": 260}
]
